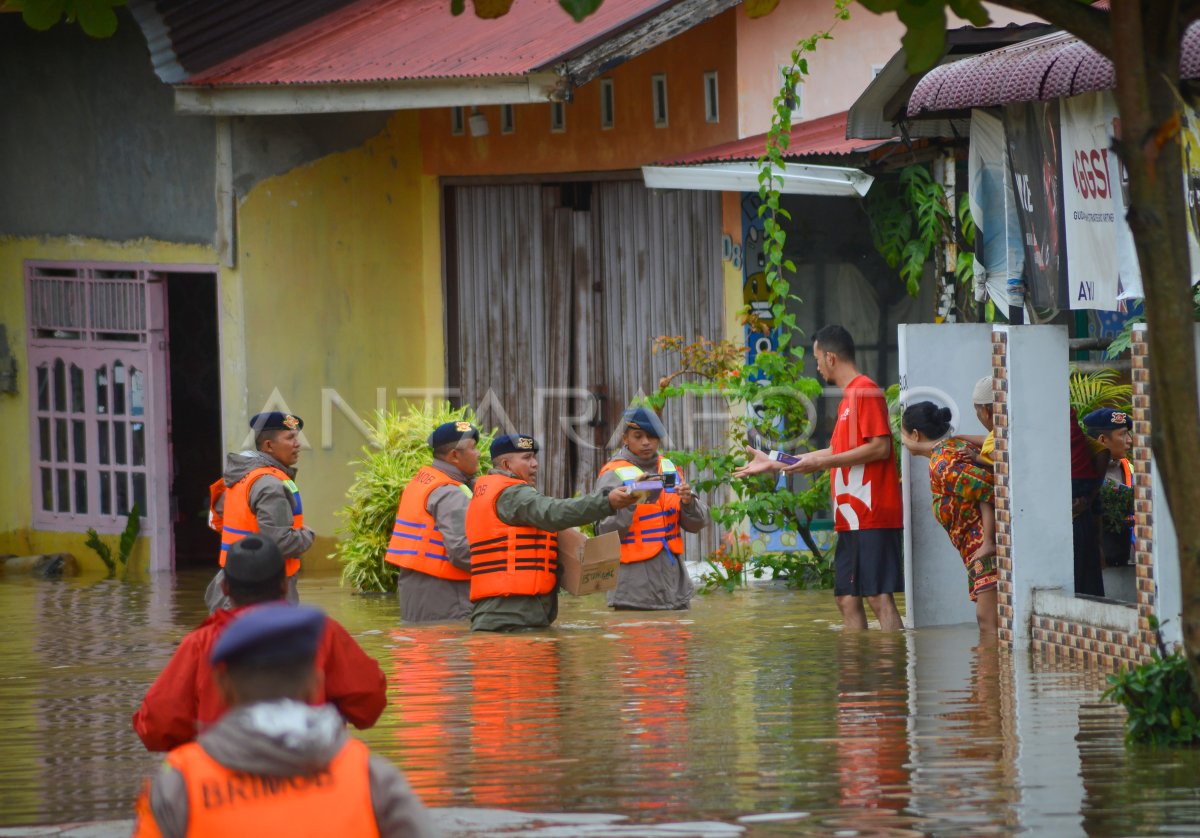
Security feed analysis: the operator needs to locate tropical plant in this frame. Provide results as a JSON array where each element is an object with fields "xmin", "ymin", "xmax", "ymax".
[
  {"xmin": 748, "ymin": 547, "xmax": 836, "ymax": 590},
  {"xmin": 1068, "ymin": 365, "xmax": 1133, "ymax": 418},
  {"xmin": 1099, "ymin": 480, "xmax": 1134, "ymax": 537},
  {"xmin": 867, "ymin": 163, "xmax": 952, "ymax": 297},
  {"xmin": 332, "ymin": 402, "xmax": 493, "ymax": 593},
  {"xmin": 698, "ymin": 531, "xmax": 749, "ymax": 594},
  {"xmin": 85, "ymin": 503, "xmax": 140, "ymax": 579},
  {"xmin": 1103, "ymin": 617, "xmax": 1200, "ymax": 746}
]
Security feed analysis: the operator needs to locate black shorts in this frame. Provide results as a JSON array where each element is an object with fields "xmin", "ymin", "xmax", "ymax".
[{"xmin": 833, "ymin": 528, "xmax": 904, "ymax": 597}]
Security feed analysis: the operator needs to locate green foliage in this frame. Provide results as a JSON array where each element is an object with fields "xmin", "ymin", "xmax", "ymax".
[
  {"xmin": 1103, "ymin": 632, "xmax": 1200, "ymax": 746},
  {"xmin": 747, "ymin": 548, "xmax": 835, "ymax": 590},
  {"xmin": 13, "ymin": 0, "xmax": 126, "ymax": 38},
  {"xmin": 866, "ymin": 164, "xmax": 953, "ymax": 297},
  {"xmin": 332, "ymin": 402, "xmax": 494, "ymax": 593},
  {"xmin": 1107, "ymin": 287, "xmax": 1200, "ymax": 358},
  {"xmin": 1099, "ymin": 480, "xmax": 1133, "ymax": 536},
  {"xmin": 1068, "ymin": 365, "xmax": 1132, "ymax": 417},
  {"xmin": 84, "ymin": 503, "xmax": 141, "ymax": 579}
]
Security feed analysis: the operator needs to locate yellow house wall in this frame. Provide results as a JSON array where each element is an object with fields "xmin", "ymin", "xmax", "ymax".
[
  {"xmin": 0, "ymin": 236, "xmax": 212, "ymax": 572},
  {"xmin": 231, "ymin": 110, "xmax": 442, "ymax": 571}
]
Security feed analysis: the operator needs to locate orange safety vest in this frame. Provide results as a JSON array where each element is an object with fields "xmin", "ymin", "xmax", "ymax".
[
  {"xmin": 211, "ymin": 466, "xmax": 304, "ymax": 577},
  {"xmin": 136, "ymin": 738, "xmax": 379, "ymax": 838},
  {"xmin": 1120, "ymin": 458, "xmax": 1133, "ymax": 487},
  {"xmin": 599, "ymin": 457, "xmax": 683, "ymax": 563},
  {"xmin": 465, "ymin": 474, "xmax": 558, "ymax": 601},
  {"xmin": 385, "ymin": 466, "xmax": 471, "ymax": 581}
]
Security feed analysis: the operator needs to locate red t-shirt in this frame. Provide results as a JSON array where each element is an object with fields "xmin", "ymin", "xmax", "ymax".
[{"xmin": 829, "ymin": 374, "xmax": 902, "ymax": 531}]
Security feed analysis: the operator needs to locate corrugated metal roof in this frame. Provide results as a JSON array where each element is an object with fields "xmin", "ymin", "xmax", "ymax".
[
  {"xmin": 185, "ymin": 0, "xmax": 680, "ymax": 86},
  {"xmin": 659, "ymin": 111, "xmax": 890, "ymax": 166},
  {"xmin": 908, "ymin": 21, "xmax": 1200, "ymax": 116}
]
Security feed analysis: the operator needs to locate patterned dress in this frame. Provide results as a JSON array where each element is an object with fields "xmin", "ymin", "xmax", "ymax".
[{"xmin": 928, "ymin": 438, "xmax": 998, "ymax": 601}]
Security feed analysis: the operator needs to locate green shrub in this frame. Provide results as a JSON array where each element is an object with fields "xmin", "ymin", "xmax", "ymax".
[
  {"xmin": 1103, "ymin": 638, "xmax": 1200, "ymax": 746},
  {"xmin": 748, "ymin": 547, "xmax": 835, "ymax": 590},
  {"xmin": 332, "ymin": 403, "xmax": 493, "ymax": 593},
  {"xmin": 85, "ymin": 503, "xmax": 141, "ymax": 579}
]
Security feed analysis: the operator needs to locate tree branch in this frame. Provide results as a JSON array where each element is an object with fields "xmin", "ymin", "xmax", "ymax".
[{"xmin": 989, "ymin": 0, "xmax": 1113, "ymax": 57}]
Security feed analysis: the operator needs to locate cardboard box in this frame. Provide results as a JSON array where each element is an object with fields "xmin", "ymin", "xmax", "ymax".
[{"xmin": 557, "ymin": 529, "xmax": 621, "ymax": 596}]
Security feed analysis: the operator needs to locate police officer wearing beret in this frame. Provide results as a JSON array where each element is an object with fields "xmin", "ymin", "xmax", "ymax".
[
  {"xmin": 466, "ymin": 433, "xmax": 638, "ymax": 631},
  {"xmin": 206, "ymin": 412, "xmax": 314, "ymax": 612},
  {"xmin": 386, "ymin": 421, "xmax": 481, "ymax": 622},
  {"xmin": 1084, "ymin": 407, "xmax": 1135, "ymax": 567},
  {"xmin": 132, "ymin": 604, "xmax": 434, "ymax": 838}
]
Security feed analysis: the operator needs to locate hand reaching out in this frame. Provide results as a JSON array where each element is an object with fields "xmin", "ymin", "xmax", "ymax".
[
  {"xmin": 732, "ymin": 446, "xmax": 781, "ymax": 478},
  {"xmin": 608, "ymin": 487, "xmax": 638, "ymax": 511}
]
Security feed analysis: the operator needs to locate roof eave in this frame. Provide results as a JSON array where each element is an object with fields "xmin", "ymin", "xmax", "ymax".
[{"xmin": 173, "ymin": 72, "xmax": 562, "ymax": 116}]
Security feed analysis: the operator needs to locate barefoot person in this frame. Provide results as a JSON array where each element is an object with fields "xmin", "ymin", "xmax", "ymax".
[
  {"xmin": 735, "ymin": 325, "xmax": 903, "ymax": 631},
  {"xmin": 900, "ymin": 402, "xmax": 998, "ymax": 637}
]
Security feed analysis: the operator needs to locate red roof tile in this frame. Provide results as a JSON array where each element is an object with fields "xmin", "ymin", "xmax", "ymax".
[
  {"xmin": 186, "ymin": 0, "xmax": 681, "ymax": 85},
  {"xmin": 659, "ymin": 111, "xmax": 891, "ymax": 165}
]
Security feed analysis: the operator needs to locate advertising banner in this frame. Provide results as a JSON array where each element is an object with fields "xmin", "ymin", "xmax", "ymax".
[
  {"xmin": 1005, "ymin": 101, "xmax": 1065, "ymax": 310},
  {"xmin": 1061, "ymin": 91, "xmax": 1120, "ymax": 310}
]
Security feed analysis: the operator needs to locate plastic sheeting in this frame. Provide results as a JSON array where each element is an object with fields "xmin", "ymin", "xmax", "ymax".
[{"xmin": 968, "ymin": 109, "xmax": 1025, "ymax": 312}]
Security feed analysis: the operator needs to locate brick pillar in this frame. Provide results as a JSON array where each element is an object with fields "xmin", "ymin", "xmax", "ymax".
[
  {"xmin": 1130, "ymin": 325, "xmax": 1158, "ymax": 657},
  {"xmin": 992, "ymin": 329, "xmax": 1014, "ymax": 648}
]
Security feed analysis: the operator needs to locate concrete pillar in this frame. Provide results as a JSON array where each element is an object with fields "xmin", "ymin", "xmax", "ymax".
[
  {"xmin": 995, "ymin": 325, "xmax": 1074, "ymax": 645},
  {"xmin": 898, "ymin": 323, "xmax": 993, "ymax": 628}
]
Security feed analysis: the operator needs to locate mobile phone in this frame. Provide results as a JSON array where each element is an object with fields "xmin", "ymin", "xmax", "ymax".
[
  {"xmin": 662, "ymin": 472, "xmax": 677, "ymax": 489},
  {"xmin": 768, "ymin": 450, "xmax": 802, "ymax": 466}
]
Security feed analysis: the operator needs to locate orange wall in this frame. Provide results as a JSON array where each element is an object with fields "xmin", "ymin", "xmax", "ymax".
[
  {"xmin": 421, "ymin": 10, "xmax": 739, "ymax": 176},
  {"xmin": 734, "ymin": 0, "xmax": 1042, "ymax": 137}
]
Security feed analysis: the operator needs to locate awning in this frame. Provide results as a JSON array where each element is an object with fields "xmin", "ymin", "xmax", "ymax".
[
  {"xmin": 641, "ymin": 161, "xmax": 874, "ymax": 197},
  {"xmin": 908, "ymin": 22, "xmax": 1200, "ymax": 116},
  {"xmin": 660, "ymin": 111, "xmax": 889, "ymax": 166}
]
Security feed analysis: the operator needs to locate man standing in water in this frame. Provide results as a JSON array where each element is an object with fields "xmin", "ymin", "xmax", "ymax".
[{"xmin": 735, "ymin": 324, "xmax": 903, "ymax": 631}]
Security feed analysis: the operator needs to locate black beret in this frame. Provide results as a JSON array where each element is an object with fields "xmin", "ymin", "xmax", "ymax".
[
  {"xmin": 224, "ymin": 535, "xmax": 285, "ymax": 584},
  {"xmin": 250, "ymin": 412, "xmax": 303, "ymax": 432},
  {"xmin": 621, "ymin": 407, "xmax": 666, "ymax": 439},
  {"xmin": 490, "ymin": 434, "xmax": 539, "ymax": 458},
  {"xmin": 210, "ymin": 603, "xmax": 325, "ymax": 667},
  {"xmin": 430, "ymin": 420, "xmax": 480, "ymax": 449}
]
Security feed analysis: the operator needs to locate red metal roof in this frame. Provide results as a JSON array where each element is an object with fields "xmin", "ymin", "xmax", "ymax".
[
  {"xmin": 908, "ymin": 21, "xmax": 1200, "ymax": 115},
  {"xmin": 659, "ymin": 111, "xmax": 891, "ymax": 166},
  {"xmin": 186, "ymin": 0, "xmax": 680, "ymax": 85}
]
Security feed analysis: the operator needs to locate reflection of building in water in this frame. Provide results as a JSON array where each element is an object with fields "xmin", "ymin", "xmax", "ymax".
[
  {"xmin": 467, "ymin": 635, "xmax": 562, "ymax": 809},
  {"xmin": 834, "ymin": 632, "xmax": 911, "ymax": 819},
  {"xmin": 31, "ymin": 579, "xmax": 175, "ymax": 822},
  {"xmin": 388, "ymin": 625, "xmax": 471, "ymax": 808}
]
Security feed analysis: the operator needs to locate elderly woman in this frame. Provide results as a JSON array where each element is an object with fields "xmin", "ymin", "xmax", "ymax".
[{"xmin": 901, "ymin": 402, "xmax": 998, "ymax": 637}]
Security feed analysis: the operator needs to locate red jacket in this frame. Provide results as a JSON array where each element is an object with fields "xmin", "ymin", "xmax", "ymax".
[{"xmin": 132, "ymin": 606, "xmax": 387, "ymax": 752}]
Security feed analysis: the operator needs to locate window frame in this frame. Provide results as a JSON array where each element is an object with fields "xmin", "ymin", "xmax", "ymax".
[
  {"xmin": 703, "ymin": 71, "xmax": 719, "ymax": 124},
  {"xmin": 652, "ymin": 74, "xmax": 669, "ymax": 128}
]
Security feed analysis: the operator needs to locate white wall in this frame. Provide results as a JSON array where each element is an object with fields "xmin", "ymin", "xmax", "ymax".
[
  {"xmin": 898, "ymin": 323, "xmax": 994, "ymax": 628},
  {"xmin": 1004, "ymin": 325, "xmax": 1075, "ymax": 642}
]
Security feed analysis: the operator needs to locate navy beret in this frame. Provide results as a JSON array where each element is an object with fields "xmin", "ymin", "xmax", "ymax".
[
  {"xmin": 1083, "ymin": 408, "xmax": 1131, "ymax": 434},
  {"xmin": 430, "ymin": 420, "xmax": 479, "ymax": 450},
  {"xmin": 211, "ymin": 603, "xmax": 325, "ymax": 667},
  {"xmin": 621, "ymin": 407, "xmax": 666, "ymax": 439},
  {"xmin": 224, "ymin": 535, "xmax": 284, "ymax": 584},
  {"xmin": 250, "ymin": 412, "xmax": 303, "ymax": 433},
  {"xmin": 490, "ymin": 434, "xmax": 539, "ymax": 459}
]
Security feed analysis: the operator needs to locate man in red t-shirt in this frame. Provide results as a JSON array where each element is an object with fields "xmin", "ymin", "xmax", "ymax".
[{"xmin": 735, "ymin": 325, "xmax": 903, "ymax": 630}]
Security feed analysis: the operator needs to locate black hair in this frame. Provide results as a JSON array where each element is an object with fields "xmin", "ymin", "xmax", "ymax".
[
  {"xmin": 902, "ymin": 401, "xmax": 953, "ymax": 439},
  {"xmin": 224, "ymin": 655, "xmax": 318, "ymax": 704},
  {"xmin": 812, "ymin": 324, "xmax": 856, "ymax": 361},
  {"xmin": 226, "ymin": 570, "xmax": 287, "ymax": 607},
  {"xmin": 433, "ymin": 440, "xmax": 462, "ymax": 459},
  {"xmin": 255, "ymin": 428, "xmax": 285, "ymax": 450}
]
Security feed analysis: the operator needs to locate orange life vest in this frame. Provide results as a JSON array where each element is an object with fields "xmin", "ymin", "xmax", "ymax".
[
  {"xmin": 385, "ymin": 465, "xmax": 471, "ymax": 581},
  {"xmin": 465, "ymin": 473, "xmax": 558, "ymax": 601},
  {"xmin": 141, "ymin": 738, "xmax": 378, "ymax": 838},
  {"xmin": 1120, "ymin": 457, "xmax": 1133, "ymax": 487},
  {"xmin": 211, "ymin": 466, "xmax": 304, "ymax": 577},
  {"xmin": 599, "ymin": 457, "xmax": 683, "ymax": 563}
]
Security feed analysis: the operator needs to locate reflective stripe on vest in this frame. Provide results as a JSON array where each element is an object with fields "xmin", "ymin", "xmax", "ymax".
[
  {"xmin": 385, "ymin": 465, "xmax": 472, "ymax": 581},
  {"xmin": 599, "ymin": 457, "xmax": 683, "ymax": 563},
  {"xmin": 218, "ymin": 466, "xmax": 304, "ymax": 577},
  {"xmin": 165, "ymin": 738, "xmax": 379, "ymax": 837},
  {"xmin": 465, "ymin": 473, "xmax": 558, "ymax": 601}
]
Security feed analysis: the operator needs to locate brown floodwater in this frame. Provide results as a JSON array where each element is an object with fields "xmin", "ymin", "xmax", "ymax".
[{"xmin": 0, "ymin": 570, "xmax": 1197, "ymax": 836}]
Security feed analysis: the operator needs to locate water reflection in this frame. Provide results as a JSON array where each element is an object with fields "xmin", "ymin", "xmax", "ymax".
[{"xmin": 0, "ymin": 575, "xmax": 1198, "ymax": 835}]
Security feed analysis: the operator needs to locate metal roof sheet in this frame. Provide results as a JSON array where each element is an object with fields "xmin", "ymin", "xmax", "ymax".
[
  {"xmin": 185, "ymin": 0, "xmax": 681, "ymax": 86},
  {"xmin": 659, "ymin": 111, "xmax": 890, "ymax": 166},
  {"xmin": 908, "ymin": 22, "xmax": 1200, "ymax": 116}
]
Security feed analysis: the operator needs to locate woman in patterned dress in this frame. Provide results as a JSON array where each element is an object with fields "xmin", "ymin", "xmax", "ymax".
[{"xmin": 901, "ymin": 402, "xmax": 998, "ymax": 637}]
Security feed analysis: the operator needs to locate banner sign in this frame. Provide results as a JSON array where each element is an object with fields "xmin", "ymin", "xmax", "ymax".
[
  {"xmin": 1060, "ymin": 92, "xmax": 1120, "ymax": 310},
  {"xmin": 1005, "ymin": 101, "xmax": 1065, "ymax": 311}
]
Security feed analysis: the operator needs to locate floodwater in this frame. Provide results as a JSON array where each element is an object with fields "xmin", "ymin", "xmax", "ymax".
[{"xmin": 1, "ymin": 571, "xmax": 1198, "ymax": 836}]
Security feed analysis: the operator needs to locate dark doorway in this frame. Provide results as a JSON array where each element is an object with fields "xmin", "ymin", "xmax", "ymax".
[{"xmin": 165, "ymin": 271, "xmax": 222, "ymax": 569}]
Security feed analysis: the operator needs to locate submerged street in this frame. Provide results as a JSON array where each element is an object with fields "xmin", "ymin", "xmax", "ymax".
[{"xmin": 1, "ymin": 572, "xmax": 1197, "ymax": 836}]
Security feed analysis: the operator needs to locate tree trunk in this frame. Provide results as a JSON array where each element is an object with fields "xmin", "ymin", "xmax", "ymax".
[{"xmin": 1110, "ymin": 0, "xmax": 1200, "ymax": 689}]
